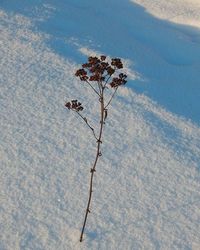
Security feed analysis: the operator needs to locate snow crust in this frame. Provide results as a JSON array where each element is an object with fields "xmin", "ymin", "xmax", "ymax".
[
  {"xmin": 1, "ymin": 6, "xmax": 200, "ymax": 250},
  {"xmin": 131, "ymin": 0, "xmax": 200, "ymax": 29}
]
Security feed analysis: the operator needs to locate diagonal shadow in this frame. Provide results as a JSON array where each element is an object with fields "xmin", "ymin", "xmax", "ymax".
[{"xmin": 1, "ymin": 0, "xmax": 200, "ymax": 125}]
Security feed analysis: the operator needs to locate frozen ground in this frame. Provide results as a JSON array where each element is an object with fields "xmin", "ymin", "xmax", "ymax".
[{"xmin": 1, "ymin": 1, "xmax": 200, "ymax": 249}]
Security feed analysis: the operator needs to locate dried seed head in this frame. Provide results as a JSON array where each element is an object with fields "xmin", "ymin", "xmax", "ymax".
[
  {"xmin": 111, "ymin": 58, "xmax": 123, "ymax": 69},
  {"xmin": 65, "ymin": 100, "xmax": 84, "ymax": 112},
  {"xmin": 110, "ymin": 73, "xmax": 127, "ymax": 88},
  {"xmin": 74, "ymin": 55, "xmax": 127, "ymax": 87},
  {"xmin": 100, "ymin": 55, "xmax": 106, "ymax": 61},
  {"xmin": 107, "ymin": 66, "xmax": 115, "ymax": 76}
]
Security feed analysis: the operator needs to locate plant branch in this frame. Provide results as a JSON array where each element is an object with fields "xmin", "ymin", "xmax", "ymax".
[
  {"xmin": 97, "ymin": 81, "xmax": 101, "ymax": 95},
  {"xmin": 75, "ymin": 111, "xmax": 98, "ymax": 141},
  {"xmin": 86, "ymin": 80, "xmax": 101, "ymax": 97},
  {"xmin": 105, "ymin": 87, "xmax": 118, "ymax": 109},
  {"xmin": 103, "ymin": 74, "xmax": 111, "ymax": 89},
  {"xmin": 79, "ymin": 87, "xmax": 105, "ymax": 242}
]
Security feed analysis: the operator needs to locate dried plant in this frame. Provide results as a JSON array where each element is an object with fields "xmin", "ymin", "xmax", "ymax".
[{"xmin": 65, "ymin": 55, "xmax": 127, "ymax": 242}]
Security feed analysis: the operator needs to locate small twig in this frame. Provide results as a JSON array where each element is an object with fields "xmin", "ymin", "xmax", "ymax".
[
  {"xmin": 105, "ymin": 87, "xmax": 118, "ymax": 109},
  {"xmin": 103, "ymin": 74, "xmax": 112, "ymax": 89},
  {"xmin": 75, "ymin": 111, "xmax": 98, "ymax": 141},
  {"xmin": 97, "ymin": 81, "xmax": 101, "ymax": 95},
  {"xmin": 86, "ymin": 80, "xmax": 101, "ymax": 97}
]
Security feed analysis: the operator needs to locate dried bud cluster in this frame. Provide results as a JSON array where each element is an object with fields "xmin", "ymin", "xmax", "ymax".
[
  {"xmin": 110, "ymin": 73, "xmax": 127, "ymax": 88},
  {"xmin": 111, "ymin": 58, "xmax": 123, "ymax": 69},
  {"xmin": 65, "ymin": 100, "xmax": 83, "ymax": 112},
  {"xmin": 75, "ymin": 69, "xmax": 88, "ymax": 81},
  {"xmin": 74, "ymin": 55, "xmax": 127, "ymax": 88}
]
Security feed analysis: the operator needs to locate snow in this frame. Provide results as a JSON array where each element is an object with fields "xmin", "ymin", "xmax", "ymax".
[
  {"xmin": 131, "ymin": 0, "xmax": 200, "ymax": 29},
  {"xmin": 2, "ymin": 0, "xmax": 200, "ymax": 123},
  {"xmin": 1, "ymin": 1, "xmax": 200, "ymax": 249}
]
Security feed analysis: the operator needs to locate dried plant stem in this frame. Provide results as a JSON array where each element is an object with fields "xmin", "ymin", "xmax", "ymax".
[
  {"xmin": 86, "ymin": 80, "xmax": 101, "ymax": 97},
  {"xmin": 76, "ymin": 112, "xmax": 98, "ymax": 140},
  {"xmin": 66, "ymin": 56, "xmax": 128, "ymax": 242},
  {"xmin": 105, "ymin": 87, "xmax": 118, "ymax": 109},
  {"xmin": 80, "ymin": 89, "xmax": 105, "ymax": 242}
]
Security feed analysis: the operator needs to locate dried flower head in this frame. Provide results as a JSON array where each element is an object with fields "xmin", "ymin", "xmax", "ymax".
[
  {"xmin": 110, "ymin": 73, "xmax": 127, "ymax": 88},
  {"xmin": 75, "ymin": 55, "xmax": 125, "ymax": 83},
  {"xmin": 111, "ymin": 58, "xmax": 123, "ymax": 69},
  {"xmin": 65, "ymin": 100, "xmax": 84, "ymax": 112}
]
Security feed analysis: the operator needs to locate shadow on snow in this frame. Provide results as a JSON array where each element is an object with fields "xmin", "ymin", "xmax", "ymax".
[{"xmin": 1, "ymin": 0, "xmax": 200, "ymax": 125}]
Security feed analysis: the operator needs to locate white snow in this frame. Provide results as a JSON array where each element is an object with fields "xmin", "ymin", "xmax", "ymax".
[
  {"xmin": 1, "ymin": 3, "xmax": 200, "ymax": 250},
  {"xmin": 131, "ymin": 0, "xmax": 200, "ymax": 29}
]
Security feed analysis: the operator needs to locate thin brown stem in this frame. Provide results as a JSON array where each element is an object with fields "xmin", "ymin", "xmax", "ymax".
[
  {"xmin": 79, "ymin": 87, "xmax": 105, "ymax": 242},
  {"xmin": 86, "ymin": 80, "xmax": 101, "ymax": 97},
  {"xmin": 75, "ymin": 111, "xmax": 98, "ymax": 140},
  {"xmin": 103, "ymin": 74, "xmax": 111, "ymax": 89},
  {"xmin": 97, "ymin": 81, "xmax": 102, "ymax": 95},
  {"xmin": 105, "ymin": 87, "xmax": 118, "ymax": 109}
]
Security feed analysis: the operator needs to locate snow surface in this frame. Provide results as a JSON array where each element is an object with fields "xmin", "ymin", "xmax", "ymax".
[
  {"xmin": 1, "ymin": 1, "xmax": 200, "ymax": 250},
  {"xmin": 131, "ymin": 0, "xmax": 200, "ymax": 29},
  {"xmin": 2, "ymin": 0, "xmax": 200, "ymax": 124}
]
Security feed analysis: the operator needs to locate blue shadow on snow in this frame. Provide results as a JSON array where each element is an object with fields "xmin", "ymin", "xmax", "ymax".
[{"xmin": 1, "ymin": 0, "xmax": 200, "ymax": 125}]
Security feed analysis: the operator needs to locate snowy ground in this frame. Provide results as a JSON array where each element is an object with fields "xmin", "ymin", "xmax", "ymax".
[
  {"xmin": 131, "ymin": 0, "xmax": 200, "ymax": 29},
  {"xmin": 1, "ymin": 1, "xmax": 200, "ymax": 249}
]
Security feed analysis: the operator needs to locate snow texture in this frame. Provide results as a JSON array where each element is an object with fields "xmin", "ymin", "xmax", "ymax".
[
  {"xmin": 131, "ymin": 0, "xmax": 200, "ymax": 29},
  {"xmin": 0, "ymin": 2, "xmax": 200, "ymax": 250}
]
